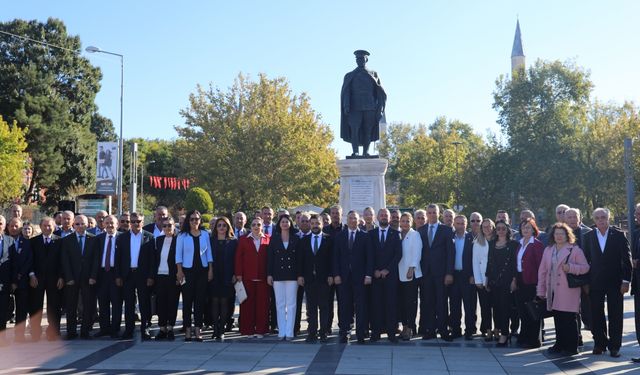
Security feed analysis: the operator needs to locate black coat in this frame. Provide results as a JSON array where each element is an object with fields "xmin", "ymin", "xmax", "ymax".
[
  {"xmin": 583, "ymin": 226, "xmax": 632, "ymax": 291},
  {"xmin": 369, "ymin": 227, "xmax": 402, "ymax": 276},
  {"xmin": 211, "ymin": 237, "xmax": 237, "ymax": 287},
  {"xmin": 296, "ymin": 232, "xmax": 332, "ymax": 284},
  {"xmin": 267, "ymin": 233, "xmax": 299, "ymax": 281},
  {"xmin": 114, "ymin": 230, "xmax": 154, "ymax": 280},
  {"xmin": 11, "ymin": 235, "xmax": 33, "ymax": 289},
  {"xmin": 456, "ymin": 232, "xmax": 475, "ymax": 280},
  {"xmin": 418, "ymin": 223, "xmax": 455, "ymax": 277},
  {"xmin": 0, "ymin": 236, "xmax": 14, "ymax": 287},
  {"xmin": 30, "ymin": 234, "xmax": 62, "ymax": 284},
  {"xmin": 151, "ymin": 235, "xmax": 177, "ymax": 279},
  {"xmin": 93, "ymin": 232, "xmax": 119, "ymax": 271},
  {"xmin": 61, "ymin": 232, "xmax": 98, "ymax": 284},
  {"xmin": 332, "ymin": 228, "xmax": 373, "ymax": 283}
]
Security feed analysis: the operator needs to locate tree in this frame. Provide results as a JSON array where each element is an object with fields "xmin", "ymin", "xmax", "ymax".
[
  {"xmin": 90, "ymin": 112, "xmax": 117, "ymax": 142},
  {"xmin": 176, "ymin": 73, "xmax": 338, "ymax": 212},
  {"xmin": 184, "ymin": 187, "xmax": 214, "ymax": 213},
  {"xmin": 0, "ymin": 18, "xmax": 102, "ymax": 206},
  {"xmin": 0, "ymin": 116, "xmax": 28, "ymax": 203},
  {"xmin": 492, "ymin": 59, "xmax": 593, "ymax": 219}
]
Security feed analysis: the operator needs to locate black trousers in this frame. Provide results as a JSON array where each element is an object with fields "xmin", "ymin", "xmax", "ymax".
[
  {"xmin": 304, "ymin": 280, "xmax": 330, "ymax": 336},
  {"xmin": 327, "ymin": 284, "xmax": 337, "ymax": 332},
  {"xmin": 13, "ymin": 288, "xmax": 29, "ymax": 337},
  {"xmin": 97, "ymin": 269, "xmax": 122, "ymax": 335},
  {"xmin": 553, "ymin": 310, "xmax": 578, "ymax": 352},
  {"xmin": 489, "ymin": 285, "xmax": 511, "ymax": 335},
  {"xmin": 182, "ymin": 266, "xmax": 207, "ymax": 328},
  {"xmin": 269, "ymin": 287, "xmax": 277, "ymax": 330},
  {"xmin": 226, "ymin": 287, "xmax": 236, "ymax": 329},
  {"xmin": 65, "ymin": 281, "xmax": 95, "ymax": 335},
  {"xmin": 371, "ymin": 276, "xmax": 398, "ymax": 338},
  {"xmin": 0, "ymin": 290, "xmax": 8, "ymax": 333},
  {"xmin": 419, "ymin": 274, "xmax": 448, "ymax": 335},
  {"xmin": 590, "ymin": 287, "xmax": 623, "ymax": 350},
  {"xmin": 477, "ymin": 287, "xmax": 492, "ymax": 333},
  {"xmin": 635, "ymin": 291, "xmax": 640, "ymax": 345},
  {"xmin": 399, "ymin": 278, "xmax": 419, "ymax": 329},
  {"xmin": 155, "ymin": 275, "xmax": 179, "ymax": 327},
  {"xmin": 337, "ymin": 280, "xmax": 368, "ymax": 339},
  {"xmin": 294, "ymin": 285, "xmax": 304, "ymax": 335},
  {"xmin": 579, "ymin": 287, "xmax": 592, "ymax": 329},
  {"xmin": 123, "ymin": 270, "xmax": 151, "ymax": 334},
  {"xmin": 514, "ymin": 279, "xmax": 541, "ymax": 346},
  {"xmin": 449, "ymin": 271, "xmax": 477, "ymax": 335},
  {"xmin": 28, "ymin": 281, "xmax": 63, "ymax": 338}
]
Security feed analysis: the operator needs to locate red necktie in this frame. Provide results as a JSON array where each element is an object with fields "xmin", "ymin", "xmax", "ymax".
[{"xmin": 105, "ymin": 236, "xmax": 112, "ymax": 271}]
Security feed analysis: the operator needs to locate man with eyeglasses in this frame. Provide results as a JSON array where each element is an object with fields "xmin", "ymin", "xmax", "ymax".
[
  {"xmin": 60, "ymin": 215, "xmax": 97, "ymax": 339},
  {"xmin": 233, "ymin": 212, "xmax": 248, "ymax": 239},
  {"xmin": 583, "ymin": 207, "xmax": 632, "ymax": 358},
  {"xmin": 469, "ymin": 212, "xmax": 483, "ymax": 239},
  {"xmin": 118, "ymin": 213, "xmax": 131, "ymax": 233},
  {"xmin": 87, "ymin": 211, "xmax": 108, "ymax": 236},
  {"xmin": 54, "ymin": 211, "xmax": 75, "ymax": 238},
  {"xmin": 93, "ymin": 215, "xmax": 123, "ymax": 339},
  {"xmin": 115, "ymin": 212, "xmax": 153, "ymax": 340}
]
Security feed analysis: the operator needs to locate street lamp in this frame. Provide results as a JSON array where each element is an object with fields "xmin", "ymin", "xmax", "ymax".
[
  {"xmin": 141, "ymin": 160, "xmax": 155, "ymax": 214},
  {"xmin": 85, "ymin": 45, "xmax": 125, "ymax": 215},
  {"xmin": 452, "ymin": 141, "xmax": 462, "ymax": 212}
]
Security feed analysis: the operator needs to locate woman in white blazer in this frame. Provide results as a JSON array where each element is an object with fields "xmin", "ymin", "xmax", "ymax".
[
  {"xmin": 398, "ymin": 212, "xmax": 423, "ymax": 340},
  {"xmin": 472, "ymin": 217, "xmax": 496, "ymax": 341}
]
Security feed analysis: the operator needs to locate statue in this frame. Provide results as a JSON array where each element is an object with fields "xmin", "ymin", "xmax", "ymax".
[{"xmin": 340, "ymin": 50, "xmax": 387, "ymax": 158}]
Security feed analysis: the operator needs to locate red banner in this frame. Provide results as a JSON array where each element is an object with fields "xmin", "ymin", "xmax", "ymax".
[{"xmin": 148, "ymin": 175, "xmax": 192, "ymax": 190}]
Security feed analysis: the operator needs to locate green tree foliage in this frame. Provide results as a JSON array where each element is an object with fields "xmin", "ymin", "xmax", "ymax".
[
  {"xmin": 184, "ymin": 187, "xmax": 214, "ymax": 213},
  {"xmin": 91, "ymin": 112, "xmax": 117, "ymax": 142},
  {"xmin": 176, "ymin": 73, "xmax": 339, "ymax": 212},
  {"xmin": 0, "ymin": 116, "xmax": 28, "ymax": 202},
  {"xmin": 0, "ymin": 18, "xmax": 102, "ymax": 206}
]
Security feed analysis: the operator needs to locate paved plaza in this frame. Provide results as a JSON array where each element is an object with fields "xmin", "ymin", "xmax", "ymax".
[{"xmin": 1, "ymin": 296, "xmax": 639, "ymax": 374}]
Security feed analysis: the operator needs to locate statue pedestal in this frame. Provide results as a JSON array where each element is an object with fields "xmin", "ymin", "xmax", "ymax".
[{"xmin": 337, "ymin": 158, "xmax": 388, "ymax": 222}]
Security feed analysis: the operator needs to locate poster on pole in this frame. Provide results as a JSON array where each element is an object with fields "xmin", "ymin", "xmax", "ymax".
[{"xmin": 96, "ymin": 142, "xmax": 118, "ymax": 195}]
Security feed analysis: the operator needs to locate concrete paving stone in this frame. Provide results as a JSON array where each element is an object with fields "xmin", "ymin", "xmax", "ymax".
[
  {"xmin": 90, "ymin": 361, "xmax": 151, "ymax": 370},
  {"xmin": 199, "ymin": 359, "xmax": 257, "ymax": 372},
  {"xmin": 393, "ymin": 370, "xmax": 450, "ymax": 375},
  {"xmin": 252, "ymin": 365, "xmax": 309, "ymax": 374},
  {"xmin": 335, "ymin": 367, "xmax": 392, "ymax": 375}
]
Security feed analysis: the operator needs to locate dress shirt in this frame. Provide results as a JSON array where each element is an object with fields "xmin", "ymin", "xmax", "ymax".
[
  {"xmin": 60, "ymin": 228, "xmax": 73, "ymax": 238},
  {"xmin": 454, "ymin": 233, "xmax": 466, "ymax": 271},
  {"xmin": 158, "ymin": 236, "xmax": 172, "ymax": 275},
  {"xmin": 263, "ymin": 224, "xmax": 272, "ymax": 236},
  {"xmin": 517, "ymin": 236, "xmax": 534, "ymax": 272},
  {"xmin": 379, "ymin": 226, "xmax": 389, "ymax": 243},
  {"xmin": 102, "ymin": 234, "xmax": 116, "ymax": 268},
  {"xmin": 312, "ymin": 233, "xmax": 322, "ymax": 253},
  {"xmin": 428, "ymin": 223, "xmax": 439, "ymax": 244},
  {"xmin": 43, "ymin": 236, "xmax": 51, "ymax": 245},
  {"xmin": 248, "ymin": 232, "xmax": 265, "ymax": 252},
  {"xmin": 0, "ymin": 236, "xmax": 3, "ymax": 259},
  {"xmin": 130, "ymin": 231, "xmax": 143, "ymax": 268},
  {"xmin": 298, "ymin": 231, "xmax": 311, "ymax": 239},
  {"xmin": 76, "ymin": 233, "xmax": 86, "ymax": 253},
  {"xmin": 153, "ymin": 225, "xmax": 163, "ymax": 238},
  {"xmin": 596, "ymin": 227, "xmax": 608, "ymax": 253},
  {"xmin": 235, "ymin": 228, "xmax": 245, "ymax": 238}
]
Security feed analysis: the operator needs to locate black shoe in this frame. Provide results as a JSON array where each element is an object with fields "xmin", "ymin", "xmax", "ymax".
[
  {"xmin": 451, "ymin": 331, "xmax": 463, "ymax": 339},
  {"xmin": 370, "ymin": 334, "xmax": 380, "ymax": 342},
  {"xmin": 547, "ymin": 345, "xmax": 562, "ymax": 355},
  {"xmin": 440, "ymin": 333, "xmax": 453, "ymax": 342},
  {"xmin": 167, "ymin": 331, "xmax": 175, "ymax": 341},
  {"xmin": 610, "ymin": 349, "xmax": 621, "ymax": 358},
  {"xmin": 388, "ymin": 336, "xmax": 398, "ymax": 343},
  {"xmin": 305, "ymin": 335, "xmax": 317, "ymax": 343},
  {"xmin": 319, "ymin": 334, "xmax": 327, "ymax": 343},
  {"xmin": 339, "ymin": 335, "xmax": 348, "ymax": 343},
  {"xmin": 464, "ymin": 333, "xmax": 473, "ymax": 341},
  {"xmin": 141, "ymin": 331, "xmax": 152, "ymax": 341},
  {"xmin": 155, "ymin": 331, "xmax": 167, "ymax": 340},
  {"xmin": 93, "ymin": 330, "xmax": 110, "ymax": 338},
  {"xmin": 592, "ymin": 346, "xmax": 606, "ymax": 355},
  {"xmin": 632, "ymin": 356, "xmax": 640, "ymax": 363},
  {"xmin": 422, "ymin": 332, "xmax": 436, "ymax": 340},
  {"xmin": 357, "ymin": 337, "xmax": 366, "ymax": 344},
  {"xmin": 561, "ymin": 350, "xmax": 579, "ymax": 357}
]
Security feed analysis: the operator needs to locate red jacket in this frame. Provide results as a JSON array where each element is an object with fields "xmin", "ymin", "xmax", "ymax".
[
  {"xmin": 518, "ymin": 238, "xmax": 545, "ymax": 285},
  {"xmin": 235, "ymin": 234, "xmax": 270, "ymax": 281}
]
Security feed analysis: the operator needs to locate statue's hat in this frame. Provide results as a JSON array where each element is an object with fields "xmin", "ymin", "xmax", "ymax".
[{"xmin": 353, "ymin": 50, "xmax": 370, "ymax": 57}]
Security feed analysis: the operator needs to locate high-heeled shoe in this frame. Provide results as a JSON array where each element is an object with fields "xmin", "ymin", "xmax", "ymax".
[
  {"xmin": 484, "ymin": 331, "xmax": 494, "ymax": 342},
  {"xmin": 496, "ymin": 335, "xmax": 509, "ymax": 347}
]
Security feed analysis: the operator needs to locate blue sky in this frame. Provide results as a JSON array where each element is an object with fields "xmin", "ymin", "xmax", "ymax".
[{"xmin": 4, "ymin": 1, "xmax": 640, "ymax": 157}]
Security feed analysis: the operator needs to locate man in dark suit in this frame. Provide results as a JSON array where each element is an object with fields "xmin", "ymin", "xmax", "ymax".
[
  {"xmin": 54, "ymin": 211, "xmax": 75, "ymax": 238},
  {"xmin": 7, "ymin": 217, "xmax": 33, "ymax": 342},
  {"xmin": 449, "ymin": 215, "xmax": 477, "ymax": 340},
  {"xmin": 234, "ymin": 211, "xmax": 248, "ymax": 238},
  {"xmin": 297, "ymin": 214, "xmax": 333, "ymax": 342},
  {"xmin": 61, "ymin": 215, "xmax": 98, "ymax": 339},
  {"xmin": 630, "ymin": 203, "xmax": 640, "ymax": 363},
  {"xmin": 324, "ymin": 205, "xmax": 347, "ymax": 334},
  {"xmin": 143, "ymin": 206, "xmax": 169, "ymax": 238},
  {"xmin": 583, "ymin": 207, "xmax": 632, "ymax": 358},
  {"xmin": 87, "ymin": 210, "xmax": 108, "ymax": 236},
  {"xmin": 368, "ymin": 208, "xmax": 401, "ymax": 343},
  {"xmin": 333, "ymin": 210, "xmax": 373, "ymax": 343},
  {"xmin": 28, "ymin": 217, "xmax": 64, "ymax": 341},
  {"xmin": 115, "ymin": 212, "xmax": 153, "ymax": 340},
  {"xmin": 93, "ymin": 215, "xmax": 123, "ymax": 338},
  {"xmin": 418, "ymin": 204, "xmax": 455, "ymax": 341},
  {"xmin": 0, "ymin": 216, "xmax": 14, "ymax": 346}
]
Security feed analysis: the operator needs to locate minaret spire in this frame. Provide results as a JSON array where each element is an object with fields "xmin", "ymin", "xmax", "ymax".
[{"xmin": 511, "ymin": 19, "xmax": 525, "ymax": 72}]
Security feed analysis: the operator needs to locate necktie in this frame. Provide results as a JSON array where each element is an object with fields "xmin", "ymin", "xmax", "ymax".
[
  {"xmin": 428, "ymin": 225, "xmax": 434, "ymax": 247},
  {"xmin": 380, "ymin": 229, "xmax": 386, "ymax": 244},
  {"xmin": 349, "ymin": 231, "xmax": 355, "ymax": 250},
  {"xmin": 313, "ymin": 235, "xmax": 319, "ymax": 254},
  {"xmin": 105, "ymin": 236, "xmax": 113, "ymax": 271},
  {"xmin": 264, "ymin": 225, "xmax": 269, "ymax": 235},
  {"xmin": 78, "ymin": 236, "xmax": 84, "ymax": 254},
  {"xmin": 45, "ymin": 237, "xmax": 50, "ymax": 245}
]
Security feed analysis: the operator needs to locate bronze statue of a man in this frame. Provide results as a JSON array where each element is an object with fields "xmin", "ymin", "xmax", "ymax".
[{"xmin": 340, "ymin": 50, "xmax": 387, "ymax": 157}]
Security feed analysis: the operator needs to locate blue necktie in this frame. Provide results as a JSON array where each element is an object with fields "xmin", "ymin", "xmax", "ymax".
[{"xmin": 78, "ymin": 236, "xmax": 84, "ymax": 254}]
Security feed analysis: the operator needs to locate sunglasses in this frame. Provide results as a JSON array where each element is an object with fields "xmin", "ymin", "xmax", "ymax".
[
  {"xmin": 190, "ymin": 217, "xmax": 201, "ymax": 222},
  {"xmin": 130, "ymin": 220, "xmax": 142, "ymax": 224},
  {"xmin": 470, "ymin": 220, "xmax": 481, "ymax": 223},
  {"xmin": 74, "ymin": 223, "xmax": 86, "ymax": 226}
]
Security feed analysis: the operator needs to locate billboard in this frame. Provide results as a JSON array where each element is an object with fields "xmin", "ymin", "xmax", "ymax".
[
  {"xmin": 96, "ymin": 142, "xmax": 118, "ymax": 195},
  {"xmin": 76, "ymin": 194, "xmax": 111, "ymax": 216}
]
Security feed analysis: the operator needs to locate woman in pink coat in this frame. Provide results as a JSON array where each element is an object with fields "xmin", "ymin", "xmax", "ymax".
[{"xmin": 537, "ymin": 223, "xmax": 590, "ymax": 357}]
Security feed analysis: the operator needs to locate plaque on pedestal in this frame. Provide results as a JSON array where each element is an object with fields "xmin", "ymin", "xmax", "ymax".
[{"xmin": 337, "ymin": 158, "xmax": 388, "ymax": 222}]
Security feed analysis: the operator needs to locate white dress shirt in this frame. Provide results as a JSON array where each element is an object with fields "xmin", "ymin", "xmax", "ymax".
[
  {"xmin": 130, "ymin": 231, "xmax": 143, "ymax": 268},
  {"xmin": 596, "ymin": 227, "xmax": 608, "ymax": 253},
  {"xmin": 311, "ymin": 233, "xmax": 322, "ymax": 253},
  {"xmin": 102, "ymin": 234, "xmax": 116, "ymax": 268},
  {"xmin": 517, "ymin": 236, "xmax": 534, "ymax": 272}
]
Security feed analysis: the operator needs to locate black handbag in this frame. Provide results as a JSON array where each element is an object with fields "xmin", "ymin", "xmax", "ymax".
[
  {"xmin": 524, "ymin": 299, "xmax": 551, "ymax": 321},
  {"xmin": 565, "ymin": 246, "xmax": 589, "ymax": 288}
]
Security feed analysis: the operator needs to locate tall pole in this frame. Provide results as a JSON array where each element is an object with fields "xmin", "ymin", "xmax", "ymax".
[
  {"xmin": 129, "ymin": 143, "xmax": 138, "ymax": 213},
  {"xmin": 624, "ymin": 138, "xmax": 635, "ymax": 230},
  {"xmin": 452, "ymin": 141, "xmax": 462, "ymax": 211}
]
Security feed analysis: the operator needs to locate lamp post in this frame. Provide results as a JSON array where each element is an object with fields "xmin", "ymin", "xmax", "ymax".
[
  {"xmin": 452, "ymin": 141, "xmax": 462, "ymax": 211},
  {"xmin": 85, "ymin": 46, "xmax": 124, "ymax": 215},
  {"xmin": 141, "ymin": 160, "xmax": 155, "ymax": 215}
]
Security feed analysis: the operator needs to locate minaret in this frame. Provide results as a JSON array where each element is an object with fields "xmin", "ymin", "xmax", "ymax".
[{"xmin": 511, "ymin": 19, "xmax": 525, "ymax": 72}]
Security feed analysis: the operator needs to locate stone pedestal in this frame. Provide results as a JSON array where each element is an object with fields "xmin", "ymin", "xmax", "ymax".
[{"xmin": 337, "ymin": 158, "xmax": 388, "ymax": 222}]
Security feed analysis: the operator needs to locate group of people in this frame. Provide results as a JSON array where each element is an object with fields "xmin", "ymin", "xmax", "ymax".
[{"xmin": 1, "ymin": 202, "xmax": 639, "ymax": 362}]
